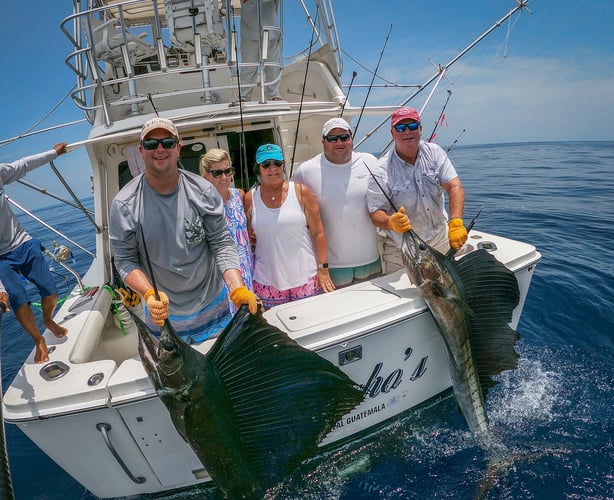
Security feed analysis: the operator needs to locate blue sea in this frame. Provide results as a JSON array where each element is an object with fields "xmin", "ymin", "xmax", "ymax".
[{"xmin": 2, "ymin": 141, "xmax": 613, "ymax": 499}]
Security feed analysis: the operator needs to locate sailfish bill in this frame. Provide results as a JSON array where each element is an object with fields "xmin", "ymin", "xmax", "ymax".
[
  {"xmin": 400, "ymin": 231, "xmax": 521, "ymax": 437},
  {"xmin": 128, "ymin": 305, "xmax": 364, "ymax": 499}
]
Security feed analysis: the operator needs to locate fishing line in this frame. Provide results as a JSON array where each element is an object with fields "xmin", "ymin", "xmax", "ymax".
[
  {"xmin": 0, "ymin": 85, "xmax": 77, "ymax": 150},
  {"xmin": 353, "ymin": 24, "xmax": 392, "ymax": 139}
]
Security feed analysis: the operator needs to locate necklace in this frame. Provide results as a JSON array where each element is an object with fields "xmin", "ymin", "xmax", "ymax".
[{"xmin": 263, "ymin": 182, "xmax": 284, "ymax": 202}]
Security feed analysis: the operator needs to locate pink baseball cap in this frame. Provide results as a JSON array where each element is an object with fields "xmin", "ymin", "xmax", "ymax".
[{"xmin": 391, "ymin": 107, "xmax": 421, "ymax": 127}]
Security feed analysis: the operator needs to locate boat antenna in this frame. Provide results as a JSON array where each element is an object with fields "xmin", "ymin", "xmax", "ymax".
[
  {"xmin": 428, "ymin": 89, "xmax": 452, "ymax": 142},
  {"xmin": 446, "ymin": 128, "xmax": 467, "ymax": 153},
  {"xmin": 352, "ymin": 24, "xmax": 392, "ymax": 139},
  {"xmin": 0, "ymin": 303, "xmax": 16, "ymax": 500},
  {"xmin": 339, "ymin": 71, "xmax": 358, "ymax": 119},
  {"xmin": 289, "ymin": 3, "xmax": 321, "ymax": 175},
  {"xmin": 146, "ymin": 93, "xmax": 159, "ymax": 117}
]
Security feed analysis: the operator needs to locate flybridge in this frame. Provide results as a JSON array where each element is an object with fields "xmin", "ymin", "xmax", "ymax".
[{"xmin": 60, "ymin": 0, "xmax": 341, "ymax": 127}]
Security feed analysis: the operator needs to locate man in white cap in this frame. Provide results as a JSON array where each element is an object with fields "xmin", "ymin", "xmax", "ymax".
[
  {"xmin": 110, "ymin": 117, "xmax": 259, "ymax": 343},
  {"xmin": 292, "ymin": 117, "xmax": 381, "ymax": 287},
  {"xmin": 367, "ymin": 107, "xmax": 467, "ymax": 273}
]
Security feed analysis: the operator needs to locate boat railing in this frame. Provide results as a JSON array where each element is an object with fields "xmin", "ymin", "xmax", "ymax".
[{"xmin": 59, "ymin": 0, "xmax": 338, "ymax": 128}]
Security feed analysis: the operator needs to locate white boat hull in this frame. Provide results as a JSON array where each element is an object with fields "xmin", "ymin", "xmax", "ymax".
[{"xmin": 3, "ymin": 231, "xmax": 540, "ymax": 498}]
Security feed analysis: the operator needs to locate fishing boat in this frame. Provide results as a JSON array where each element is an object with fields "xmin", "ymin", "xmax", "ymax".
[{"xmin": 2, "ymin": 1, "xmax": 539, "ymax": 498}]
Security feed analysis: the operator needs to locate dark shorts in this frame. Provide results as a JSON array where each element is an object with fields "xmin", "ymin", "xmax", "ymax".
[{"xmin": 0, "ymin": 239, "xmax": 57, "ymax": 312}]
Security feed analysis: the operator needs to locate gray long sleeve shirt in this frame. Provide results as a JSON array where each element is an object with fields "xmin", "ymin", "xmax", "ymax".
[
  {"xmin": 1, "ymin": 149, "xmax": 57, "ymax": 256},
  {"xmin": 110, "ymin": 170, "xmax": 240, "ymax": 316}
]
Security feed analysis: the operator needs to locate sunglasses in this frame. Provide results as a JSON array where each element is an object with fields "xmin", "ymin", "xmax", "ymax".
[
  {"xmin": 324, "ymin": 134, "xmax": 352, "ymax": 143},
  {"xmin": 208, "ymin": 167, "xmax": 234, "ymax": 178},
  {"xmin": 260, "ymin": 160, "xmax": 284, "ymax": 169},
  {"xmin": 141, "ymin": 137, "xmax": 178, "ymax": 150},
  {"xmin": 393, "ymin": 122, "xmax": 420, "ymax": 133}
]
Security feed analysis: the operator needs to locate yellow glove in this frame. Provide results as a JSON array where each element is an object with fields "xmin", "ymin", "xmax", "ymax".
[
  {"xmin": 448, "ymin": 218, "xmax": 468, "ymax": 250},
  {"xmin": 144, "ymin": 289, "xmax": 169, "ymax": 326},
  {"xmin": 230, "ymin": 286, "xmax": 260, "ymax": 314},
  {"xmin": 388, "ymin": 207, "xmax": 412, "ymax": 233}
]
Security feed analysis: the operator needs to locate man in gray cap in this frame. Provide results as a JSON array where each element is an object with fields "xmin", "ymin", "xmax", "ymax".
[
  {"xmin": 110, "ymin": 117, "xmax": 259, "ymax": 343},
  {"xmin": 292, "ymin": 117, "xmax": 381, "ymax": 287}
]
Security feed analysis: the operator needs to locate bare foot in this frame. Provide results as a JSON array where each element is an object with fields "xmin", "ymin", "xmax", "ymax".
[
  {"xmin": 35, "ymin": 339, "xmax": 50, "ymax": 364},
  {"xmin": 44, "ymin": 320, "xmax": 68, "ymax": 338}
]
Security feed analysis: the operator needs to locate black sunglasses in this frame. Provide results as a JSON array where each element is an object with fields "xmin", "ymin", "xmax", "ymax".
[
  {"xmin": 208, "ymin": 167, "xmax": 234, "ymax": 178},
  {"xmin": 393, "ymin": 122, "xmax": 420, "ymax": 133},
  {"xmin": 324, "ymin": 134, "xmax": 352, "ymax": 143},
  {"xmin": 260, "ymin": 160, "xmax": 284, "ymax": 169},
  {"xmin": 141, "ymin": 137, "xmax": 178, "ymax": 150}
]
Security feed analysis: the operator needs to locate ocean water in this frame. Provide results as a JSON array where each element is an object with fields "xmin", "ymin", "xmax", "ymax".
[{"xmin": 1, "ymin": 141, "xmax": 613, "ymax": 499}]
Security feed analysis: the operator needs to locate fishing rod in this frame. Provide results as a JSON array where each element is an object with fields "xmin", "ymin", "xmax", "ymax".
[
  {"xmin": 339, "ymin": 71, "xmax": 357, "ymax": 118},
  {"xmin": 352, "ymin": 24, "xmax": 392, "ymax": 139},
  {"xmin": 0, "ymin": 303, "xmax": 16, "ymax": 500},
  {"xmin": 447, "ymin": 128, "xmax": 467, "ymax": 153},
  {"xmin": 353, "ymin": 0, "xmax": 530, "ymax": 152},
  {"xmin": 428, "ymin": 89, "xmax": 452, "ymax": 143},
  {"xmin": 226, "ymin": 0, "xmax": 250, "ymax": 189},
  {"xmin": 288, "ymin": 2, "xmax": 321, "ymax": 176}
]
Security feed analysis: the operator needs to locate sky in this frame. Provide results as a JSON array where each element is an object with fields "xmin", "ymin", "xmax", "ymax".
[{"xmin": 0, "ymin": 0, "xmax": 612, "ymax": 210}]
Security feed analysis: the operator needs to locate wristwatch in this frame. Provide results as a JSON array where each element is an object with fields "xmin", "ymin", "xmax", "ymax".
[{"xmin": 318, "ymin": 262, "xmax": 329, "ymax": 269}]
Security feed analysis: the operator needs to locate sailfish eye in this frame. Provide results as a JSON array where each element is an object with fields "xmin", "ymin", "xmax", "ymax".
[{"xmin": 419, "ymin": 242, "xmax": 428, "ymax": 251}]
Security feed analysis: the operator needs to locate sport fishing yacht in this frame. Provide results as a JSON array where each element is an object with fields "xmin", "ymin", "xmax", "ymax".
[{"xmin": 2, "ymin": 1, "xmax": 538, "ymax": 497}]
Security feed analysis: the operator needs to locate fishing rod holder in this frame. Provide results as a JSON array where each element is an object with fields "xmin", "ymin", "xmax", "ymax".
[{"xmin": 42, "ymin": 247, "xmax": 86, "ymax": 294}]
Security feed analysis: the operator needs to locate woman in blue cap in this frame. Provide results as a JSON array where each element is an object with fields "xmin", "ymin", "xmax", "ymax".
[{"xmin": 244, "ymin": 143, "xmax": 335, "ymax": 309}]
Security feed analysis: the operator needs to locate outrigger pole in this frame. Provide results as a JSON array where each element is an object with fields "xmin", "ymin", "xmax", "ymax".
[
  {"xmin": 353, "ymin": 0, "xmax": 530, "ymax": 151},
  {"xmin": 6, "ymin": 197, "xmax": 95, "ymax": 259}
]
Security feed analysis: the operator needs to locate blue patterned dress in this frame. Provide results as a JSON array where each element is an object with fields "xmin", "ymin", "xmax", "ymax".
[{"xmin": 224, "ymin": 189, "xmax": 254, "ymax": 311}]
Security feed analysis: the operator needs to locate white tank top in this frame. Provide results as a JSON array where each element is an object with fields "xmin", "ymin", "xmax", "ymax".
[{"xmin": 252, "ymin": 182, "xmax": 317, "ymax": 289}]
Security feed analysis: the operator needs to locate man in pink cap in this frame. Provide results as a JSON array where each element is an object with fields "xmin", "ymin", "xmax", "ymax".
[
  {"xmin": 367, "ymin": 107, "xmax": 467, "ymax": 273},
  {"xmin": 110, "ymin": 117, "xmax": 259, "ymax": 343}
]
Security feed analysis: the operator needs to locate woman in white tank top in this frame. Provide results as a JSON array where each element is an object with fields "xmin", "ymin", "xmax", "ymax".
[{"xmin": 244, "ymin": 144, "xmax": 335, "ymax": 309}]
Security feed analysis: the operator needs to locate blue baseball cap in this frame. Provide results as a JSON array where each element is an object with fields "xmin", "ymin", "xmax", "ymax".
[{"xmin": 256, "ymin": 143, "xmax": 284, "ymax": 164}]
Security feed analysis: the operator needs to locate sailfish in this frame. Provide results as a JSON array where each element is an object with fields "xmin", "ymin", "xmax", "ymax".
[
  {"xmin": 130, "ymin": 305, "xmax": 364, "ymax": 499},
  {"xmin": 400, "ymin": 229, "xmax": 521, "ymax": 438}
]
